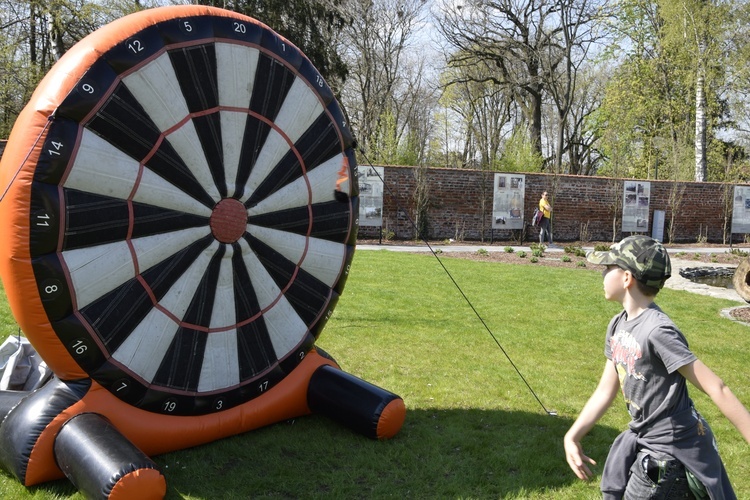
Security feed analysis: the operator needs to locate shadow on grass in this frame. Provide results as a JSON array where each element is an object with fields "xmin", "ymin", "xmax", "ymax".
[
  {"xmin": 156, "ymin": 408, "xmax": 622, "ymax": 499},
  {"xmin": 5, "ymin": 408, "xmax": 623, "ymax": 499}
]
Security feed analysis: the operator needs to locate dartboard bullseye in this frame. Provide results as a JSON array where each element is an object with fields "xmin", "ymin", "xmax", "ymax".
[
  {"xmin": 211, "ymin": 198, "xmax": 248, "ymax": 242},
  {"xmin": 4, "ymin": 7, "xmax": 359, "ymax": 416}
]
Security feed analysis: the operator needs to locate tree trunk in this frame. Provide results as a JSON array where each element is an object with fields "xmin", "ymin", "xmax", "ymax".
[{"xmin": 694, "ymin": 70, "xmax": 707, "ymax": 182}]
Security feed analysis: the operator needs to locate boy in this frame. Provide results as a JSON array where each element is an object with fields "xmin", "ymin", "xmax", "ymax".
[{"xmin": 564, "ymin": 235, "xmax": 750, "ymax": 499}]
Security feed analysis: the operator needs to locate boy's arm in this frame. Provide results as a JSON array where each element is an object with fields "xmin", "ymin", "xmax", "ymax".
[
  {"xmin": 564, "ymin": 360, "xmax": 621, "ymax": 481},
  {"xmin": 679, "ymin": 359, "xmax": 750, "ymax": 444}
]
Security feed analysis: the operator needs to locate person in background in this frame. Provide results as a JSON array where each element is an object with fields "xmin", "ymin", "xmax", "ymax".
[
  {"xmin": 564, "ymin": 235, "xmax": 750, "ymax": 499},
  {"xmin": 538, "ymin": 191, "xmax": 553, "ymax": 246}
]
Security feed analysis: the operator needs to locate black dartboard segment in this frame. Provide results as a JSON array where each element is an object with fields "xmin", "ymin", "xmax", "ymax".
[{"xmin": 28, "ymin": 13, "xmax": 359, "ymax": 416}]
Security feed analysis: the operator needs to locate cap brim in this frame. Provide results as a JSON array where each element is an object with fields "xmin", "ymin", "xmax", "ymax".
[{"xmin": 586, "ymin": 250, "xmax": 618, "ymax": 266}]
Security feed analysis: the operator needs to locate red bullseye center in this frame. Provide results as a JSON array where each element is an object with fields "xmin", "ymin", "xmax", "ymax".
[{"xmin": 210, "ymin": 198, "xmax": 248, "ymax": 243}]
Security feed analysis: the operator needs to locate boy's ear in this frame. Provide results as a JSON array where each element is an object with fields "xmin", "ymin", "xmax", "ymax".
[{"xmin": 622, "ymin": 270, "xmax": 636, "ymax": 289}]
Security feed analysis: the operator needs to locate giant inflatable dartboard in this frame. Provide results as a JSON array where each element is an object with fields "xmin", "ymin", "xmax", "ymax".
[
  {"xmin": 7, "ymin": 6, "xmax": 355, "ymax": 413},
  {"xmin": 0, "ymin": 6, "xmax": 404, "ymax": 498}
]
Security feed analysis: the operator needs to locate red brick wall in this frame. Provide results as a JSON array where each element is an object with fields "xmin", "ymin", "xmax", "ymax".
[{"xmin": 358, "ymin": 165, "xmax": 741, "ymax": 244}]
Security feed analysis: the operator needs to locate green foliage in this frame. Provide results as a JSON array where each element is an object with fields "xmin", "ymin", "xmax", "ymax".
[
  {"xmin": 562, "ymin": 255, "xmax": 572, "ymax": 263},
  {"xmin": 595, "ymin": 0, "xmax": 733, "ymax": 181},
  {"xmin": 476, "ymin": 248, "xmax": 489, "ymax": 256},
  {"xmin": 516, "ymin": 250, "xmax": 527, "ymax": 258},
  {"xmin": 564, "ymin": 245, "xmax": 586, "ymax": 257},
  {"xmin": 593, "ymin": 244, "xmax": 610, "ymax": 252},
  {"xmin": 530, "ymin": 256, "xmax": 538, "ymax": 263},
  {"xmin": 504, "ymin": 246, "xmax": 515, "ymax": 253},
  {"xmin": 497, "ymin": 127, "xmax": 544, "ymax": 172},
  {"xmin": 0, "ymin": 0, "xmax": 149, "ymax": 137}
]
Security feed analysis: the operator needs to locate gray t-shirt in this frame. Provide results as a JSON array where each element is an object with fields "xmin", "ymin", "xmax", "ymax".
[{"xmin": 604, "ymin": 304, "xmax": 697, "ymax": 433}]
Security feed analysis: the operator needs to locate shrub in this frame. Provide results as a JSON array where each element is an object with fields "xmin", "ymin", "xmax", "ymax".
[
  {"xmin": 517, "ymin": 251, "xmax": 527, "ymax": 258},
  {"xmin": 562, "ymin": 255, "xmax": 571, "ymax": 263},
  {"xmin": 530, "ymin": 257, "xmax": 538, "ymax": 263},
  {"xmin": 476, "ymin": 248, "xmax": 489, "ymax": 256},
  {"xmin": 564, "ymin": 245, "xmax": 587, "ymax": 257},
  {"xmin": 532, "ymin": 248, "xmax": 544, "ymax": 258},
  {"xmin": 504, "ymin": 246, "xmax": 515, "ymax": 253},
  {"xmin": 594, "ymin": 244, "xmax": 610, "ymax": 252},
  {"xmin": 577, "ymin": 261, "xmax": 587, "ymax": 267}
]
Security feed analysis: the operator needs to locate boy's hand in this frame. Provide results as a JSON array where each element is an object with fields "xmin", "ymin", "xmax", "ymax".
[{"xmin": 564, "ymin": 437, "xmax": 596, "ymax": 481}]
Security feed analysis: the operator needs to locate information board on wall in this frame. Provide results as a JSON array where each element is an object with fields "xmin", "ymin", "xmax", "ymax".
[
  {"xmin": 731, "ymin": 185, "xmax": 750, "ymax": 234},
  {"xmin": 357, "ymin": 166, "xmax": 384, "ymax": 227},
  {"xmin": 492, "ymin": 173, "xmax": 525, "ymax": 230},
  {"xmin": 622, "ymin": 181, "xmax": 651, "ymax": 233}
]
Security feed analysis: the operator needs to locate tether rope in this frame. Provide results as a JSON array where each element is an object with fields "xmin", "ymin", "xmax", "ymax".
[{"xmin": 357, "ymin": 153, "xmax": 556, "ymax": 417}]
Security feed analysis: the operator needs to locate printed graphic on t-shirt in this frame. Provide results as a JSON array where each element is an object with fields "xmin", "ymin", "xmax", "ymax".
[
  {"xmin": 610, "ymin": 329, "xmax": 645, "ymax": 381},
  {"xmin": 611, "ymin": 328, "xmax": 646, "ymax": 411}
]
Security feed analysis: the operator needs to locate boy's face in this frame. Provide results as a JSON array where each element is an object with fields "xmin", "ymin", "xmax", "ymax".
[{"xmin": 602, "ymin": 265, "xmax": 626, "ymax": 302}]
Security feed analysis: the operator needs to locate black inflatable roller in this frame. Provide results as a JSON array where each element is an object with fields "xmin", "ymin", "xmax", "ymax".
[
  {"xmin": 307, "ymin": 365, "xmax": 405, "ymax": 440},
  {"xmin": 54, "ymin": 413, "xmax": 166, "ymax": 499},
  {"xmin": 0, "ymin": 390, "xmax": 28, "ymax": 422}
]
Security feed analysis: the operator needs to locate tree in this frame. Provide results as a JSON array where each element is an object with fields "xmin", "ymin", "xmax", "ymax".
[
  {"xmin": 194, "ymin": 0, "xmax": 348, "ymax": 87},
  {"xmin": 658, "ymin": 0, "xmax": 728, "ymax": 182},
  {"xmin": 0, "ymin": 0, "xmax": 146, "ymax": 137},
  {"xmin": 596, "ymin": 0, "xmax": 731, "ymax": 182},
  {"xmin": 541, "ymin": 0, "xmax": 605, "ymax": 174},
  {"xmin": 436, "ymin": 0, "xmax": 571, "ymax": 160},
  {"xmin": 337, "ymin": 0, "xmax": 428, "ymax": 162},
  {"xmin": 439, "ymin": 59, "xmax": 513, "ymax": 169}
]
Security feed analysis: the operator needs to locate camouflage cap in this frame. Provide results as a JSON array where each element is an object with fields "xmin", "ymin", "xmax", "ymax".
[{"xmin": 586, "ymin": 235, "xmax": 671, "ymax": 289}]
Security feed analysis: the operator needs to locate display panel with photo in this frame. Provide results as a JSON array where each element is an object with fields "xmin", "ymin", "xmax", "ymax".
[
  {"xmin": 731, "ymin": 185, "xmax": 750, "ymax": 234},
  {"xmin": 358, "ymin": 167, "xmax": 385, "ymax": 227},
  {"xmin": 622, "ymin": 181, "xmax": 650, "ymax": 233},
  {"xmin": 492, "ymin": 174, "xmax": 525, "ymax": 229}
]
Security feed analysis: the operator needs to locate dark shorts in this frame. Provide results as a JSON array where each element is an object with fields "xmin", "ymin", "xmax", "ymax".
[{"xmin": 624, "ymin": 451, "xmax": 695, "ymax": 500}]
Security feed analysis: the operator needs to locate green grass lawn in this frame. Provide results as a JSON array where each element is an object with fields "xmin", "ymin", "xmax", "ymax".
[{"xmin": 0, "ymin": 250, "xmax": 748, "ymax": 498}]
